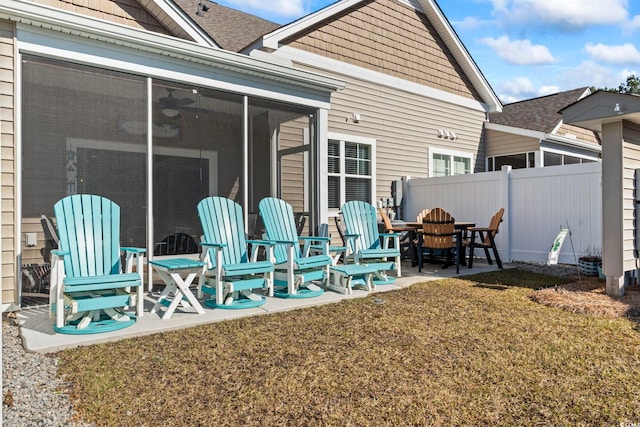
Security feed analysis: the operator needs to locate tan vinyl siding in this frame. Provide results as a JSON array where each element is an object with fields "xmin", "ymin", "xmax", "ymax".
[
  {"xmin": 283, "ymin": 0, "xmax": 481, "ymax": 101},
  {"xmin": 0, "ymin": 20, "xmax": 15, "ymax": 306},
  {"xmin": 295, "ymin": 62, "xmax": 485, "ymax": 201},
  {"xmin": 485, "ymin": 129, "xmax": 539, "ymax": 157},
  {"xmin": 278, "ymin": 118, "xmax": 308, "ymax": 215},
  {"xmin": 556, "ymin": 123, "xmax": 600, "ymax": 146},
  {"xmin": 30, "ymin": 0, "xmax": 171, "ymax": 35},
  {"xmin": 622, "ymin": 122, "xmax": 640, "ymax": 272}
]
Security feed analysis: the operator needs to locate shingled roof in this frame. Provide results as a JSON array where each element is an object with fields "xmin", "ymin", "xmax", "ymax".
[
  {"xmin": 172, "ymin": 0, "xmax": 280, "ymax": 52},
  {"xmin": 489, "ymin": 87, "xmax": 590, "ymax": 133}
]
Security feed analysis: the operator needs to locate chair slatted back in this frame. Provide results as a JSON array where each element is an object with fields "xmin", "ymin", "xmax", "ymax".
[
  {"xmin": 416, "ymin": 208, "xmax": 431, "ymax": 223},
  {"xmin": 421, "ymin": 207, "xmax": 455, "ymax": 250},
  {"xmin": 378, "ymin": 208, "xmax": 393, "ymax": 232},
  {"xmin": 258, "ymin": 197, "xmax": 301, "ymax": 264},
  {"xmin": 342, "ymin": 201, "xmax": 380, "ymax": 252},
  {"xmin": 54, "ymin": 194, "xmax": 121, "ymax": 278},
  {"xmin": 198, "ymin": 197, "xmax": 248, "ymax": 266},
  {"xmin": 483, "ymin": 207, "xmax": 505, "ymax": 245}
]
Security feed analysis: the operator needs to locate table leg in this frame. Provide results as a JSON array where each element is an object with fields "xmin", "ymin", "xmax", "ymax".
[
  {"xmin": 151, "ymin": 275, "xmax": 176, "ymax": 316},
  {"xmin": 171, "ymin": 271, "xmax": 205, "ymax": 315}
]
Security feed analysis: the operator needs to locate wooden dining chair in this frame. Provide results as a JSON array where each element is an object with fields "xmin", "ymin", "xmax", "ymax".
[
  {"xmin": 417, "ymin": 207, "xmax": 459, "ymax": 274},
  {"xmin": 416, "ymin": 208, "xmax": 431, "ymax": 223},
  {"xmin": 378, "ymin": 208, "xmax": 415, "ymax": 263},
  {"xmin": 466, "ymin": 207, "xmax": 504, "ymax": 269}
]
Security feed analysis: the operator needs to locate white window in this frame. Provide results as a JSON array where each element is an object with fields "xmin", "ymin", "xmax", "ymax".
[
  {"xmin": 328, "ymin": 134, "xmax": 375, "ymax": 210},
  {"xmin": 429, "ymin": 148, "xmax": 472, "ymax": 177},
  {"xmin": 487, "ymin": 152, "xmax": 535, "ymax": 171}
]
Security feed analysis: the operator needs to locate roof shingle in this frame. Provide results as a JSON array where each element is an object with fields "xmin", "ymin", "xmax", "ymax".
[
  {"xmin": 489, "ymin": 87, "xmax": 590, "ymax": 133},
  {"xmin": 172, "ymin": 0, "xmax": 280, "ymax": 52}
]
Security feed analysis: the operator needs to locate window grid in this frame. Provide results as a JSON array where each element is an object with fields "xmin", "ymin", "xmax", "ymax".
[{"xmin": 328, "ymin": 139, "xmax": 373, "ymax": 209}]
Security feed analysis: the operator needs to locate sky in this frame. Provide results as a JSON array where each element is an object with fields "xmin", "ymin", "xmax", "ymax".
[{"xmin": 211, "ymin": 0, "xmax": 640, "ymax": 104}]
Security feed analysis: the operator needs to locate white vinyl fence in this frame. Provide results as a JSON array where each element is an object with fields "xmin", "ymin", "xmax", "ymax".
[{"xmin": 404, "ymin": 162, "xmax": 602, "ymax": 265}]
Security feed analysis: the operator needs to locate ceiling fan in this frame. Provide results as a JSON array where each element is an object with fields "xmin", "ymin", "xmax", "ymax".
[{"xmin": 159, "ymin": 89, "xmax": 195, "ymax": 117}]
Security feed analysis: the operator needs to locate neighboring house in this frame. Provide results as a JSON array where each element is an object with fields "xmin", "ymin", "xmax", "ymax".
[
  {"xmin": 176, "ymin": 0, "xmax": 502, "ymax": 225},
  {"xmin": 0, "ymin": 0, "xmax": 344, "ymax": 310},
  {"xmin": 485, "ymin": 87, "xmax": 601, "ymax": 171}
]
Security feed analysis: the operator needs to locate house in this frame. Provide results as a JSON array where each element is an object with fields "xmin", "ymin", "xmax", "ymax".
[
  {"xmin": 485, "ymin": 87, "xmax": 601, "ymax": 171},
  {"xmin": 175, "ymin": 0, "xmax": 502, "ymax": 222},
  {"xmin": 0, "ymin": 0, "xmax": 345, "ymax": 310},
  {"xmin": 1, "ymin": 0, "xmax": 502, "ymax": 310}
]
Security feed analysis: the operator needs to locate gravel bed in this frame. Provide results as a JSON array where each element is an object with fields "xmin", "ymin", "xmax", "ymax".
[
  {"xmin": 0, "ymin": 262, "xmax": 577, "ymax": 426},
  {"xmin": 2, "ymin": 315, "xmax": 93, "ymax": 427}
]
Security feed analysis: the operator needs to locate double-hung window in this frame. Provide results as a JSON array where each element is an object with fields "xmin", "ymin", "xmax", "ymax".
[
  {"xmin": 429, "ymin": 148, "xmax": 473, "ymax": 177},
  {"xmin": 328, "ymin": 134, "xmax": 375, "ymax": 210}
]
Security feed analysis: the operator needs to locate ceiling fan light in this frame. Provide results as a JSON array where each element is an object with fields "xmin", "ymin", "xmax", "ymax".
[{"xmin": 162, "ymin": 108, "xmax": 180, "ymax": 118}]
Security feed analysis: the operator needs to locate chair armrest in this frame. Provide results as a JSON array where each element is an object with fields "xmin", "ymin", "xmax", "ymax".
[
  {"xmin": 121, "ymin": 247, "xmax": 147, "ymax": 254},
  {"xmin": 201, "ymin": 242, "xmax": 228, "ymax": 249},
  {"xmin": 298, "ymin": 236, "xmax": 331, "ymax": 242},
  {"xmin": 380, "ymin": 232, "xmax": 400, "ymax": 238},
  {"xmin": 246, "ymin": 239, "xmax": 276, "ymax": 247},
  {"xmin": 468, "ymin": 227, "xmax": 494, "ymax": 232},
  {"xmin": 268, "ymin": 239, "xmax": 297, "ymax": 245},
  {"xmin": 51, "ymin": 249, "xmax": 70, "ymax": 257}
]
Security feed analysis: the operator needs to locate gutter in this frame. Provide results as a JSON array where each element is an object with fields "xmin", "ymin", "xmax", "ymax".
[{"xmin": 0, "ymin": 0, "xmax": 346, "ymax": 93}]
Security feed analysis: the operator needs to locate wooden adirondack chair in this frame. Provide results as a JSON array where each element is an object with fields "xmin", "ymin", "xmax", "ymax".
[
  {"xmin": 417, "ymin": 207, "xmax": 459, "ymax": 274},
  {"xmin": 258, "ymin": 197, "xmax": 332, "ymax": 298},
  {"xmin": 466, "ymin": 207, "xmax": 504, "ymax": 269},
  {"xmin": 49, "ymin": 195, "xmax": 145, "ymax": 334},
  {"xmin": 197, "ymin": 197, "xmax": 275, "ymax": 309},
  {"xmin": 341, "ymin": 201, "xmax": 401, "ymax": 284}
]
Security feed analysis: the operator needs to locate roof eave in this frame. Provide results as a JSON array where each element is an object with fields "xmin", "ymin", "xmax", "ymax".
[{"xmin": 0, "ymin": 0, "xmax": 345, "ymax": 94}]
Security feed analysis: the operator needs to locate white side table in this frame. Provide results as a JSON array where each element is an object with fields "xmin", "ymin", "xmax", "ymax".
[{"xmin": 150, "ymin": 258, "xmax": 206, "ymax": 319}]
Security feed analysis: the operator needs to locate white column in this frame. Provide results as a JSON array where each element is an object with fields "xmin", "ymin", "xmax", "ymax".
[
  {"xmin": 317, "ymin": 108, "xmax": 329, "ymax": 226},
  {"xmin": 601, "ymin": 122, "xmax": 625, "ymax": 296}
]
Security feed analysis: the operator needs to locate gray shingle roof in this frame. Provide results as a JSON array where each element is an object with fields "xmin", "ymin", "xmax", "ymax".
[
  {"xmin": 489, "ymin": 87, "xmax": 590, "ymax": 133},
  {"xmin": 172, "ymin": 0, "xmax": 280, "ymax": 52}
]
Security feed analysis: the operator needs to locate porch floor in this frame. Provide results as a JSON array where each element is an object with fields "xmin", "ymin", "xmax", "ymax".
[{"xmin": 16, "ymin": 260, "xmax": 502, "ymax": 353}]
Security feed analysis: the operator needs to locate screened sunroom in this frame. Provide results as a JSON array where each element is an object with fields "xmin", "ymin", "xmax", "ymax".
[{"xmin": 12, "ymin": 4, "xmax": 342, "ymax": 307}]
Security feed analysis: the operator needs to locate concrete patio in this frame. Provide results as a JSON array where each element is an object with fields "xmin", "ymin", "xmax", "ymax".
[{"xmin": 15, "ymin": 260, "xmax": 501, "ymax": 354}]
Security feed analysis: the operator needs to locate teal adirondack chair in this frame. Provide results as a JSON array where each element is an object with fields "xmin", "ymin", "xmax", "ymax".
[
  {"xmin": 49, "ymin": 195, "xmax": 145, "ymax": 334},
  {"xmin": 341, "ymin": 201, "xmax": 401, "ymax": 284},
  {"xmin": 197, "ymin": 197, "xmax": 275, "ymax": 309},
  {"xmin": 258, "ymin": 197, "xmax": 332, "ymax": 298}
]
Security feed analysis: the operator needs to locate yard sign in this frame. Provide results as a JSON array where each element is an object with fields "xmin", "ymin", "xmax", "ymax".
[{"xmin": 547, "ymin": 228, "xmax": 569, "ymax": 266}]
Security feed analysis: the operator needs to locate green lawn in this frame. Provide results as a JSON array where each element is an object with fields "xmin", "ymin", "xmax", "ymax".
[{"xmin": 58, "ymin": 269, "xmax": 640, "ymax": 426}]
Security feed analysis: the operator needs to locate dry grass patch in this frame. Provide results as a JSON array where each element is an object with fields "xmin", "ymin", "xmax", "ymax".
[{"xmin": 58, "ymin": 269, "xmax": 640, "ymax": 426}]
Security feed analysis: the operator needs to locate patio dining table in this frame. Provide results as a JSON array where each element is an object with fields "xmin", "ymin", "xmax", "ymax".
[{"xmin": 391, "ymin": 220, "xmax": 476, "ymax": 267}]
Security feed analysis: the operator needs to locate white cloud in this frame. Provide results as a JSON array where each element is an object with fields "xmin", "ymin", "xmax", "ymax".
[
  {"xmin": 624, "ymin": 15, "xmax": 640, "ymax": 34},
  {"xmin": 480, "ymin": 35, "xmax": 555, "ymax": 65},
  {"xmin": 491, "ymin": 0, "xmax": 629, "ymax": 28},
  {"xmin": 538, "ymin": 85, "xmax": 560, "ymax": 96},
  {"xmin": 222, "ymin": 0, "xmax": 305, "ymax": 18},
  {"xmin": 452, "ymin": 16, "xmax": 492, "ymax": 31},
  {"xmin": 585, "ymin": 43, "xmax": 640, "ymax": 64},
  {"xmin": 496, "ymin": 77, "xmax": 562, "ymax": 102},
  {"xmin": 561, "ymin": 61, "xmax": 623, "ymax": 89},
  {"xmin": 497, "ymin": 76, "xmax": 536, "ymax": 102}
]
